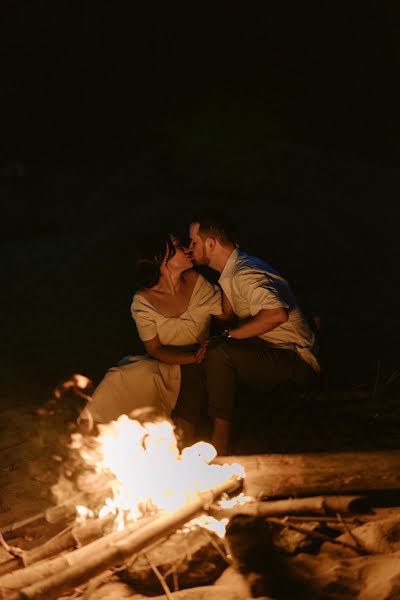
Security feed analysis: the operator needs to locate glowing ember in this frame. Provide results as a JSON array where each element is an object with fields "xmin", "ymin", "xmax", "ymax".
[{"xmin": 72, "ymin": 415, "xmax": 245, "ymax": 534}]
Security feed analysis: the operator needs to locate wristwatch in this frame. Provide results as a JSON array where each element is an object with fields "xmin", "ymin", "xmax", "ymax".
[{"xmin": 222, "ymin": 329, "xmax": 231, "ymax": 338}]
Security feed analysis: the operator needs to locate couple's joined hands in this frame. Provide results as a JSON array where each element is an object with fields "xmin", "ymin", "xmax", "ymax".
[
  {"xmin": 192, "ymin": 340, "xmax": 208, "ymax": 364},
  {"xmin": 191, "ymin": 332, "xmax": 232, "ymax": 364}
]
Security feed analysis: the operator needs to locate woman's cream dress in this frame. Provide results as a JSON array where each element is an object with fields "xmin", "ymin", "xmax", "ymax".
[{"xmin": 88, "ymin": 274, "xmax": 222, "ymax": 423}]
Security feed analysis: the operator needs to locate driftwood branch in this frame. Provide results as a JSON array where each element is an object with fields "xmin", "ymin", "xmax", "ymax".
[
  {"xmin": 1, "ymin": 474, "xmax": 242, "ymax": 600},
  {"xmin": 210, "ymin": 495, "xmax": 370, "ymax": 520}
]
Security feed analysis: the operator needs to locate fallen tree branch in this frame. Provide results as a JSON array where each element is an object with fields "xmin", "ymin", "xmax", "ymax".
[
  {"xmin": 210, "ymin": 495, "xmax": 370, "ymax": 520},
  {"xmin": 1, "ymin": 474, "xmax": 242, "ymax": 600}
]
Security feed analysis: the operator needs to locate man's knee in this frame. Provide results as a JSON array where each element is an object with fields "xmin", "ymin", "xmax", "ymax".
[{"xmin": 206, "ymin": 341, "xmax": 233, "ymax": 367}]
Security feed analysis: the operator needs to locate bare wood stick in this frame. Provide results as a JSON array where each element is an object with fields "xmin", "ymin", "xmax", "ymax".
[
  {"xmin": 210, "ymin": 495, "xmax": 370, "ymax": 521},
  {"xmin": 144, "ymin": 552, "xmax": 174, "ymax": 600},
  {"xmin": 266, "ymin": 517, "xmax": 370, "ymax": 555},
  {"xmin": 286, "ymin": 515, "xmax": 364, "ymax": 524},
  {"xmin": 0, "ymin": 515, "xmax": 47, "ymax": 537},
  {"xmin": 3, "ymin": 475, "xmax": 241, "ymax": 600},
  {"xmin": 199, "ymin": 529, "xmax": 230, "ymax": 564},
  {"xmin": 336, "ymin": 513, "xmax": 366, "ymax": 554}
]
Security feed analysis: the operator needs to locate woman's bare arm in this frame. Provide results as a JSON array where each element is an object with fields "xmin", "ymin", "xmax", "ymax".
[{"xmin": 143, "ymin": 335, "xmax": 206, "ymax": 365}]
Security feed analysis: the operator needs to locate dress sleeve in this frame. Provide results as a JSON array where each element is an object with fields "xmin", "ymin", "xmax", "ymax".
[
  {"xmin": 235, "ymin": 271, "xmax": 289, "ymax": 316},
  {"xmin": 194, "ymin": 275, "xmax": 223, "ymax": 315},
  {"xmin": 131, "ymin": 294, "xmax": 158, "ymax": 341}
]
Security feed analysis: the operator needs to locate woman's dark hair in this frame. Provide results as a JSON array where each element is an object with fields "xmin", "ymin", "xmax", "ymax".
[{"xmin": 135, "ymin": 232, "xmax": 176, "ymax": 289}]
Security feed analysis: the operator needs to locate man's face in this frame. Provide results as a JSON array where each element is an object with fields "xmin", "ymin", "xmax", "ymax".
[{"xmin": 188, "ymin": 222, "xmax": 210, "ymax": 266}]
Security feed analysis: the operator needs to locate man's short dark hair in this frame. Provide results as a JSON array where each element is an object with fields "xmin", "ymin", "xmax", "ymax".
[{"xmin": 192, "ymin": 212, "xmax": 238, "ymax": 247}]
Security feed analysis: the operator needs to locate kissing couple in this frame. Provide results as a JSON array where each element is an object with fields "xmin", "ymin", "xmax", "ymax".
[{"xmin": 86, "ymin": 213, "xmax": 319, "ymax": 455}]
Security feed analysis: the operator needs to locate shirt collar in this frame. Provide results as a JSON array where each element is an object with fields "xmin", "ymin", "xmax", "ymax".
[{"xmin": 219, "ymin": 247, "xmax": 239, "ymax": 281}]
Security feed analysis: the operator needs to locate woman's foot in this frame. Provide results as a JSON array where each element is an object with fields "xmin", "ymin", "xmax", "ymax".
[{"xmin": 211, "ymin": 418, "xmax": 232, "ymax": 455}]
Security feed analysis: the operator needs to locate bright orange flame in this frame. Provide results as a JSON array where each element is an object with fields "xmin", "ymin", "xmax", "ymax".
[{"xmin": 72, "ymin": 415, "xmax": 246, "ymax": 535}]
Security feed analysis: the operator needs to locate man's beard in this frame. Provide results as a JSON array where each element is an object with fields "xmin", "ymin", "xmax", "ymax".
[{"xmin": 193, "ymin": 248, "xmax": 210, "ymax": 266}]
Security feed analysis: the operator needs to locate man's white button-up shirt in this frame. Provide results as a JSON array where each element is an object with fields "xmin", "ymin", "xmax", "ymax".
[{"xmin": 219, "ymin": 248, "xmax": 319, "ymax": 372}]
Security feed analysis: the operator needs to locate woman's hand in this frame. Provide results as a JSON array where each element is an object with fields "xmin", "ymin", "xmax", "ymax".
[
  {"xmin": 144, "ymin": 335, "xmax": 209, "ymax": 366},
  {"xmin": 192, "ymin": 341, "xmax": 208, "ymax": 364}
]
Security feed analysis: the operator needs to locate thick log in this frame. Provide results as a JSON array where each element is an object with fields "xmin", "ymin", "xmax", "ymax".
[
  {"xmin": 2, "ymin": 475, "xmax": 241, "ymax": 600},
  {"xmin": 214, "ymin": 451, "xmax": 400, "ymax": 498}
]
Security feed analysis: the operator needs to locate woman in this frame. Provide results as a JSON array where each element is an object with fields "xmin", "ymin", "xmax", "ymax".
[{"xmin": 87, "ymin": 232, "xmax": 227, "ymax": 444}]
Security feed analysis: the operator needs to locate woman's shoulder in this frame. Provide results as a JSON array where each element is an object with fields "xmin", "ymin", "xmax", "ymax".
[
  {"xmin": 190, "ymin": 272, "xmax": 221, "ymax": 306},
  {"xmin": 131, "ymin": 291, "xmax": 154, "ymax": 311}
]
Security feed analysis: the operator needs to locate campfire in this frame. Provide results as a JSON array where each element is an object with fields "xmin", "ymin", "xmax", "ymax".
[
  {"xmin": 3, "ymin": 385, "xmax": 400, "ymax": 599},
  {"xmin": 69, "ymin": 415, "xmax": 245, "ymax": 534},
  {"xmin": 0, "ymin": 414, "xmax": 246, "ymax": 599}
]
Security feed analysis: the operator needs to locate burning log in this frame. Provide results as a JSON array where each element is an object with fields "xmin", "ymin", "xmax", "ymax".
[
  {"xmin": 0, "ymin": 474, "xmax": 241, "ymax": 600},
  {"xmin": 210, "ymin": 495, "xmax": 370, "ymax": 520},
  {"xmin": 215, "ymin": 451, "xmax": 400, "ymax": 498}
]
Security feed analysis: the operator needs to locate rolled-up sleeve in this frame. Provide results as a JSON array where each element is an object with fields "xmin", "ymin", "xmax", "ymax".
[
  {"xmin": 236, "ymin": 271, "xmax": 289, "ymax": 316},
  {"xmin": 131, "ymin": 295, "xmax": 158, "ymax": 341}
]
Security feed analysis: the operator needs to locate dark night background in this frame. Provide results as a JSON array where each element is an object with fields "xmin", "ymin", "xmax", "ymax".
[{"xmin": 1, "ymin": 2, "xmax": 399, "ymax": 411}]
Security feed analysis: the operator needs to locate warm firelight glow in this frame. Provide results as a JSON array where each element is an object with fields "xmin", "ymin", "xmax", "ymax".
[{"xmin": 72, "ymin": 415, "xmax": 246, "ymax": 536}]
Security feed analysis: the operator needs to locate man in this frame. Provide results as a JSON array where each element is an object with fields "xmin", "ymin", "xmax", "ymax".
[{"xmin": 188, "ymin": 215, "xmax": 319, "ymax": 454}]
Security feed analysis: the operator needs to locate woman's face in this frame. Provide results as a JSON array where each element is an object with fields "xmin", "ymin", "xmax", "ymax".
[{"xmin": 165, "ymin": 237, "xmax": 193, "ymax": 271}]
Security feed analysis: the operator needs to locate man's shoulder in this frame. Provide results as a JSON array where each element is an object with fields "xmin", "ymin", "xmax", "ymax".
[{"xmin": 235, "ymin": 251, "xmax": 271, "ymax": 275}]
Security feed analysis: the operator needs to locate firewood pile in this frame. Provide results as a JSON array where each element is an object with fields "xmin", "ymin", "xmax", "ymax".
[
  {"xmin": 2, "ymin": 379, "xmax": 400, "ymax": 599},
  {"xmin": 3, "ymin": 446, "xmax": 400, "ymax": 600}
]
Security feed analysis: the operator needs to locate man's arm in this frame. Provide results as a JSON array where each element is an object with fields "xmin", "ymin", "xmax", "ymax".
[
  {"xmin": 228, "ymin": 307, "xmax": 288, "ymax": 339},
  {"xmin": 144, "ymin": 335, "xmax": 206, "ymax": 365}
]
